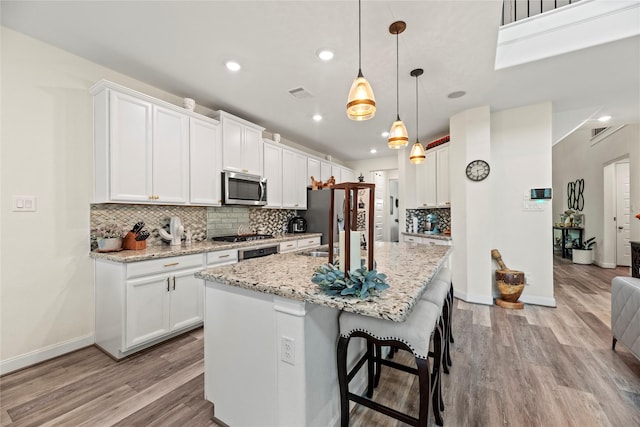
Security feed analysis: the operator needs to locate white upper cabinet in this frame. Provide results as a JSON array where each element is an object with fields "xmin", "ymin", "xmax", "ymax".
[
  {"xmin": 263, "ymin": 141, "xmax": 283, "ymax": 208},
  {"xmin": 415, "ymin": 143, "xmax": 449, "ymax": 208},
  {"xmin": 212, "ymin": 111, "xmax": 264, "ymax": 176},
  {"xmin": 308, "ymin": 157, "xmax": 321, "ymax": 186},
  {"xmin": 282, "ymin": 148, "xmax": 307, "ymax": 209},
  {"xmin": 331, "ymin": 164, "xmax": 342, "ymax": 183},
  {"xmin": 341, "ymin": 167, "xmax": 356, "ymax": 183},
  {"xmin": 152, "ymin": 105, "xmax": 189, "ymax": 204},
  {"xmin": 320, "ymin": 161, "xmax": 332, "ymax": 183},
  {"xmin": 190, "ymin": 117, "xmax": 222, "ymax": 205},
  {"xmin": 92, "ymin": 80, "xmax": 218, "ymax": 205}
]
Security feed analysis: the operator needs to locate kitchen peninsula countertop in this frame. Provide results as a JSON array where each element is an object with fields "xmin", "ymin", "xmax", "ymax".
[
  {"xmin": 401, "ymin": 231, "xmax": 451, "ymax": 241},
  {"xmin": 89, "ymin": 233, "xmax": 322, "ymax": 263},
  {"xmin": 196, "ymin": 241, "xmax": 451, "ymax": 322}
]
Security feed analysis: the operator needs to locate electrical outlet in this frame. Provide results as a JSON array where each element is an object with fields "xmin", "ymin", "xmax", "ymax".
[
  {"xmin": 524, "ymin": 272, "xmax": 532, "ymax": 285},
  {"xmin": 281, "ymin": 336, "xmax": 295, "ymax": 365}
]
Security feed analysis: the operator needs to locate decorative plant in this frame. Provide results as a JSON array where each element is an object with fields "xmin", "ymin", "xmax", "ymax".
[
  {"xmin": 94, "ymin": 223, "xmax": 126, "ymax": 239},
  {"xmin": 311, "ymin": 261, "xmax": 390, "ymax": 299},
  {"xmin": 579, "ymin": 237, "xmax": 596, "ymax": 250}
]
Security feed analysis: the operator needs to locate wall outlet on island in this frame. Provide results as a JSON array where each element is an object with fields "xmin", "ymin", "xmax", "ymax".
[{"xmin": 281, "ymin": 336, "xmax": 295, "ymax": 365}]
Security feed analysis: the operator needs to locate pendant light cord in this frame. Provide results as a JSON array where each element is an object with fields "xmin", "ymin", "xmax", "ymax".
[
  {"xmin": 358, "ymin": 0, "xmax": 362, "ymax": 72},
  {"xmin": 396, "ymin": 29, "xmax": 400, "ymax": 120},
  {"xmin": 415, "ymin": 73, "xmax": 419, "ymax": 141}
]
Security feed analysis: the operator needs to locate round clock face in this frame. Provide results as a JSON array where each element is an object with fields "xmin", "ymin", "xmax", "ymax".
[{"xmin": 466, "ymin": 160, "xmax": 490, "ymax": 181}]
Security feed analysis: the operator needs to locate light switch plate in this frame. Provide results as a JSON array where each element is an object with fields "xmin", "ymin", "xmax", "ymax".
[{"xmin": 12, "ymin": 195, "xmax": 37, "ymax": 212}]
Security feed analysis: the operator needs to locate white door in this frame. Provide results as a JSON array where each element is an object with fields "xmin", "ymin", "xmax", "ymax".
[
  {"xmin": 616, "ymin": 162, "xmax": 631, "ymax": 266},
  {"xmin": 109, "ymin": 91, "xmax": 153, "ymax": 202},
  {"xmin": 189, "ymin": 118, "xmax": 222, "ymax": 205},
  {"xmin": 126, "ymin": 276, "xmax": 171, "ymax": 349},
  {"xmin": 170, "ymin": 269, "xmax": 204, "ymax": 331},
  {"xmin": 374, "ymin": 171, "xmax": 385, "ymax": 241},
  {"xmin": 152, "ymin": 106, "xmax": 189, "ymax": 203},
  {"xmin": 243, "ymin": 127, "xmax": 264, "ymax": 176},
  {"xmin": 389, "ymin": 179, "xmax": 399, "ymax": 242}
]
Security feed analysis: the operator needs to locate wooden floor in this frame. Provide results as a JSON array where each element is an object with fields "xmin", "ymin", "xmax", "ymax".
[{"xmin": 2, "ymin": 259, "xmax": 639, "ymax": 426}]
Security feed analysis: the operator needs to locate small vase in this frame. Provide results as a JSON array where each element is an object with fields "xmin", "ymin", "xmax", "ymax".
[{"xmin": 98, "ymin": 237, "xmax": 122, "ymax": 251}]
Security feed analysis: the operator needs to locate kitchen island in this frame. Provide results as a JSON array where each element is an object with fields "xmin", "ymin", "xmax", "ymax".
[{"xmin": 195, "ymin": 241, "xmax": 451, "ymax": 427}]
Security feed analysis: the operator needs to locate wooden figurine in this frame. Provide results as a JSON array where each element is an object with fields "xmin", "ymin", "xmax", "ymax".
[
  {"xmin": 310, "ymin": 176, "xmax": 322, "ymax": 190},
  {"xmin": 325, "ymin": 176, "xmax": 335, "ymax": 188}
]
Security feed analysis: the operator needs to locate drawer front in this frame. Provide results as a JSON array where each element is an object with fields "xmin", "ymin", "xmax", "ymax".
[
  {"xmin": 296, "ymin": 236, "xmax": 321, "ymax": 249},
  {"xmin": 279, "ymin": 240, "xmax": 298, "ymax": 253},
  {"xmin": 422, "ymin": 238, "xmax": 452, "ymax": 246},
  {"xmin": 206, "ymin": 249, "xmax": 238, "ymax": 265},
  {"xmin": 403, "ymin": 235, "xmax": 423, "ymax": 244},
  {"xmin": 127, "ymin": 254, "xmax": 204, "ymax": 279}
]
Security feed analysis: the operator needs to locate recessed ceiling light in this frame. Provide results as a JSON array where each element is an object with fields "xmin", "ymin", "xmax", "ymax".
[
  {"xmin": 598, "ymin": 115, "xmax": 612, "ymax": 122},
  {"xmin": 313, "ymin": 114, "xmax": 323, "ymax": 122},
  {"xmin": 447, "ymin": 91, "xmax": 466, "ymax": 99},
  {"xmin": 225, "ymin": 61, "xmax": 241, "ymax": 72},
  {"xmin": 316, "ymin": 48, "xmax": 334, "ymax": 61},
  {"xmin": 370, "ymin": 148, "xmax": 377, "ymax": 154},
  {"xmin": 381, "ymin": 131, "xmax": 389, "ymax": 138}
]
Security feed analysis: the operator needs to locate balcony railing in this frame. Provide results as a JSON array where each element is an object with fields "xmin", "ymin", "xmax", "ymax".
[{"xmin": 502, "ymin": 0, "xmax": 581, "ymax": 25}]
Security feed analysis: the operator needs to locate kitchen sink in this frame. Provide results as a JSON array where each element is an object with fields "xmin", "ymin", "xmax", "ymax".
[{"xmin": 298, "ymin": 246, "xmax": 334, "ymax": 258}]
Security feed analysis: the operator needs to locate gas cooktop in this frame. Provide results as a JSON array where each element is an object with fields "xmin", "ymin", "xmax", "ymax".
[{"xmin": 211, "ymin": 234, "xmax": 274, "ymax": 243}]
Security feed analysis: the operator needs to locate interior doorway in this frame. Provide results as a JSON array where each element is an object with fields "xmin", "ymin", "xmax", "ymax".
[
  {"xmin": 389, "ymin": 179, "xmax": 399, "ymax": 242},
  {"xmin": 370, "ymin": 169, "xmax": 399, "ymax": 242},
  {"xmin": 603, "ymin": 159, "xmax": 631, "ymax": 267}
]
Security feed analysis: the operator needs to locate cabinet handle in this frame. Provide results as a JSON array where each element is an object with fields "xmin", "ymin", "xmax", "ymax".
[
  {"xmin": 164, "ymin": 262, "xmax": 179, "ymax": 267},
  {"xmin": 173, "ymin": 276, "xmax": 176, "ymax": 290},
  {"xmin": 242, "ymin": 169, "xmax": 248, "ymax": 172},
  {"xmin": 218, "ymin": 254, "xmax": 230, "ymax": 258},
  {"xmin": 294, "ymin": 204, "xmax": 299, "ymax": 207},
  {"xmin": 167, "ymin": 277, "xmax": 170, "ymax": 292}
]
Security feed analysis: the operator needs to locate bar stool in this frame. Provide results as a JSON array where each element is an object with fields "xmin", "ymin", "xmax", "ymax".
[
  {"xmin": 422, "ymin": 267, "xmax": 453, "ymax": 369},
  {"xmin": 337, "ymin": 300, "xmax": 444, "ymax": 427}
]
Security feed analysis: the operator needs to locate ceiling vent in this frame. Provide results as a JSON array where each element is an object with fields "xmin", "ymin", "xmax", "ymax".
[
  {"xmin": 591, "ymin": 127, "xmax": 609, "ymax": 139},
  {"xmin": 288, "ymin": 87, "xmax": 314, "ymax": 99}
]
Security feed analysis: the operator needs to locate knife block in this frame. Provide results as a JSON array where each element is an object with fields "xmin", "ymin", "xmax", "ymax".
[{"xmin": 122, "ymin": 231, "xmax": 147, "ymax": 250}]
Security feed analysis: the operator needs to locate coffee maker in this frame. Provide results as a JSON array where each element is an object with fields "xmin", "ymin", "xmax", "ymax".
[
  {"xmin": 424, "ymin": 213, "xmax": 439, "ymax": 234},
  {"xmin": 287, "ymin": 216, "xmax": 308, "ymax": 233}
]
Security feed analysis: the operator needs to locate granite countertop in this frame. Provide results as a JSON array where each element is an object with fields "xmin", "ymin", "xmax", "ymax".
[
  {"xmin": 401, "ymin": 231, "xmax": 451, "ymax": 241},
  {"xmin": 196, "ymin": 241, "xmax": 451, "ymax": 322},
  {"xmin": 89, "ymin": 233, "xmax": 322, "ymax": 263}
]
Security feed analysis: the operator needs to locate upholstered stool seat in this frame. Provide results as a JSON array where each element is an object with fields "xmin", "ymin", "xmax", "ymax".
[
  {"xmin": 337, "ymin": 300, "xmax": 444, "ymax": 426},
  {"xmin": 422, "ymin": 267, "xmax": 454, "ymax": 369}
]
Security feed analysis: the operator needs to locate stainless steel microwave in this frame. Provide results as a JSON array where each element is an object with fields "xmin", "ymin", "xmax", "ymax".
[{"xmin": 222, "ymin": 171, "xmax": 267, "ymax": 206}]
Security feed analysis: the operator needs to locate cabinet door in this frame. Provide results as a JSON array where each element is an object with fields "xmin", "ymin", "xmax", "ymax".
[
  {"xmin": 294, "ymin": 152, "xmax": 308, "ymax": 209},
  {"xmin": 263, "ymin": 142, "xmax": 283, "ymax": 208},
  {"xmin": 436, "ymin": 146, "xmax": 450, "ymax": 207},
  {"xmin": 308, "ymin": 158, "xmax": 320, "ymax": 186},
  {"xmin": 342, "ymin": 168, "xmax": 355, "ymax": 183},
  {"xmin": 320, "ymin": 161, "xmax": 332, "ymax": 182},
  {"xmin": 190, "ymin": 118, "xmax": 222, "ymax": 205},
  {"xmin": 222, "ymin": 119, "xmax": 244, "ymax": 173},
  {"xmin": 152, "ymin": 106, "xmax": 189, "ymax": 203},
  {"xmin": 403, "ymin": 235, "xmax": 423, "ymax": 244},
  {"xmin": 416, "ymin": 152, "xmax": 437, "ymax": 208},
  {"xmin": 331, "ymin": 164, "xmax": 342, "ymax": 183},
  {"xmin": 283, "ymin": 150, "xmax": 307, "ymax": 209},
  {"xmin": 126, "ymin": 276, "xmax": 171, "ymax": 349},
  {"xmin": 243, "ymin": 127, "xmax": 263, "ymax": 176},
  {"xmin": 109, "ymin": 91, "xmax": 153, "ymax": 202},
  {"xmin": 170, "ymin": 269, "xmax": 204, "ymax": 331}
]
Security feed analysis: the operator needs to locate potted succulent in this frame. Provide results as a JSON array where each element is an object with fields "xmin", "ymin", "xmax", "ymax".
[
  {"xmin": 572, "ymin": 237, "xmax": 595, "ymax": 264},
  {"xmin": 94, "ymin": 223, "xmax": 126, "ymax": 251}
]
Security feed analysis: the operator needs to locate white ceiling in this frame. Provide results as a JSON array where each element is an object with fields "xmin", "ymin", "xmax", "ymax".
[{"xmin": 2, "ymin": 1, "xmax": 639, "ymax": 161}]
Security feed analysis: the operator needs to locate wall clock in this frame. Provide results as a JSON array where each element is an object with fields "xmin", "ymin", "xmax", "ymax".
[{"xmin": 466, "ymin": 160, "xmax": 490, "ymax": 181}]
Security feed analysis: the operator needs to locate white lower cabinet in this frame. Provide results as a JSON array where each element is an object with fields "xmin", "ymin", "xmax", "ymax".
[
  {"xmin": 403, "ymin": 235, "xmax": 424, "ymax": 244},
  {"xmin": 279, "ymin": 236, "xmax": 321, "ymax": 253},
  {"xmin": 279, "ymin": 240, "xmax": 298, "ymax": 253},
  {"xmin": 296, "ymin": 236, "xmax": 321, "ymax": 249},
  {"xmin": 95, "ymin": 253, "xmax": 204, "ymax": 359}
]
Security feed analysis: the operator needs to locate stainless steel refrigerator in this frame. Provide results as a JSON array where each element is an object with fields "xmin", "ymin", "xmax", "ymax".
[{"xmin": 301, "ymin": 189, "xmax": 345, "ymax": 245}]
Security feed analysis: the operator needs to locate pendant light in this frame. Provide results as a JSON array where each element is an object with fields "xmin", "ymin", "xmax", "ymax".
[
  {"xmin": 346, "ymin": 0, "xmax": 376, "ymax": 121},
  {"xmin": 409, "ymin": 68, "xmax": 426, "ymax": 164},
  {"xmin": 388, "ymin": 21, "xmax": 409, "ymax": 149}
]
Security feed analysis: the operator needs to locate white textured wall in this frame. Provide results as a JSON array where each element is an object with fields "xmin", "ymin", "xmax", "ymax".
[
  {"xmin": 0, "ymin": 27, "xmax": 209, "ymax": 372},
  {"xmin": 491, "ymin": 103, "xmax": 554, "ymax": 306},
  {"xmin": 552, "ymin": 124, "xmax": 640, "ymax": 267}
]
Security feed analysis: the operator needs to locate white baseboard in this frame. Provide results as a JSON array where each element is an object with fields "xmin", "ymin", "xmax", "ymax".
[
  {"xmin": 454, "ymin": 289, "xmax": 494, "ymax": 305},
  {"xmin": 519, "ymin": 294, "xmax": 556, "ymax": 307},
  {"xmin": 595, "ymin": 260, "xmax": 617, "ymax": 269},
  {"xmin": 0, "ymin": 334, "xmax": 94, "ymax": 376}
]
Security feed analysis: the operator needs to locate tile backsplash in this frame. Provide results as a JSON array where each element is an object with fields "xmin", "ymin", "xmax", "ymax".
[
  {"xmin": 90, "ymin": 204, "xmax": 207, "ymax": 249},
  {"xmin": 405, "ymin": 208, "xmax": 451, "ymax": 233},
  {"xmin": 249, "ymin": 208, "xmax": 297, "ymax": 235}
]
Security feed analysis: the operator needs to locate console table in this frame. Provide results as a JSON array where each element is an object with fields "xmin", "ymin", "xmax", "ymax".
[{"xmin": 553, "ymin": 226, "xmax": 583, "ymax": 259}]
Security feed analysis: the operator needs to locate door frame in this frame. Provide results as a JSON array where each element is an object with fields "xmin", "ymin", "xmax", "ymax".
[{"xmin": 602, "ymin": 156, "xmax": 630, "ymax": 268}]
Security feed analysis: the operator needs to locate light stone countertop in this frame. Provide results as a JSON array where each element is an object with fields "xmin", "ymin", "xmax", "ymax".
[
  {"xmin": 401, "ymin": 231, "xmax": 452, "ymax": 241},
  {"xmin": 196, "ymin": 241, "xmax": 451, "ymax": 322},
  {"xmin": 89, "ymin": 233, "xmax": 322, "ymax": 263}
]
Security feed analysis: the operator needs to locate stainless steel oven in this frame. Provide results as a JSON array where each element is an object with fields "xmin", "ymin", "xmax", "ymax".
[
  {"xmin": 238, "ymin": 244, "xmax": 279, "ymax": 261},
  {"xmin": 222, "ymin": 171, "xmax": 267, "ymax": 206}
]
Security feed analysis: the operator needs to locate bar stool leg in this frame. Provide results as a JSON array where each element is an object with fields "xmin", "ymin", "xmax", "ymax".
[
  {"xmin": 449, "ymin": 283, "xmax": 455, "ymax": 344},
  {"xmin": 366, "ymin": 341, "xmax": 375, "ymax": 398},
  {"xmin": 374, "ymin": 344, "xmax": 382, "ymax": 387},
  {"xmin": 337, "ymin": 335, "xmax": 351, "ymax": 427},
  {"xmin": 443, "ymin": 299, "xmax": 452, "ymax": 369},
  {"xmin": 416, "ymin": 357, "xmax": 431, "ymax": 427},
  {"xmin": 430, "ymin": 321, "xmax": 444, "ymax": 426}
]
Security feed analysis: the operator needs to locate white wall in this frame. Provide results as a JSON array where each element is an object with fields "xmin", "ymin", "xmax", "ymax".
[
  {"xmin": 0, "ymin": 27, "xmax": 215, "ymax": 373},
  {"xmin": 450, "ymin": 106, "xmax": 494, "ymax": 305},
  {"xmin": 552, "ymin": 124, "xmax": 640, "ymax": 267},
  {"xmin": 347, "ymin": 155, "xmax": 397, "ymax": 181},
  {"xmin": 491, "ymin": 103, "xmax": 555, "ymax": 306}
]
